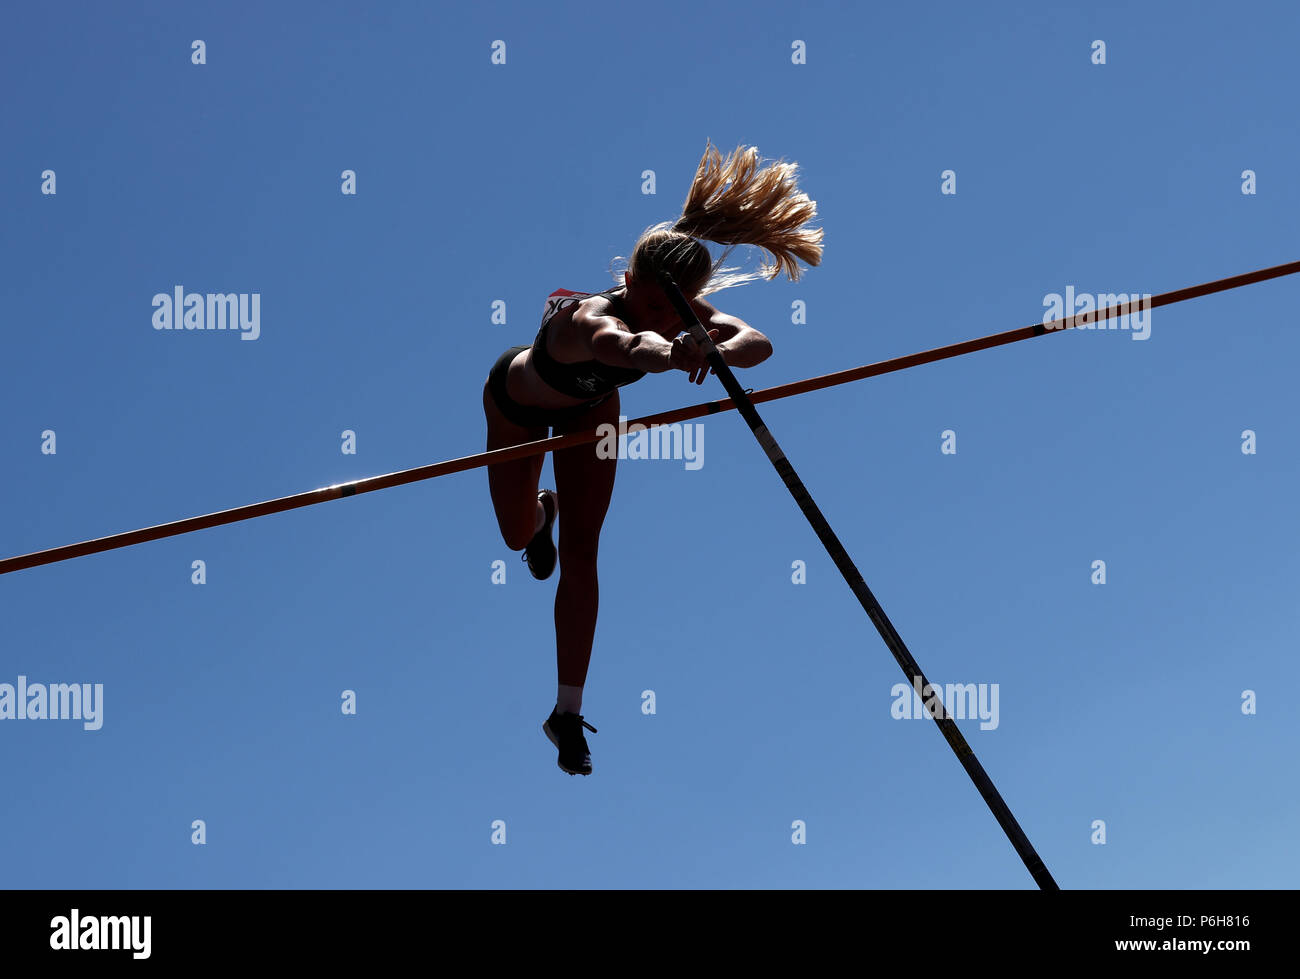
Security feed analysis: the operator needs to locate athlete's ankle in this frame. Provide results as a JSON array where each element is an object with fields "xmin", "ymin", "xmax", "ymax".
[{"xmin": 557, "ymin": 683, "xmax": 583, "ymax": 714}]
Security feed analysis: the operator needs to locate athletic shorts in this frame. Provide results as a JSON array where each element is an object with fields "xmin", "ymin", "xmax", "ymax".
[{"xmin": 485, "ymin": 345, "xmax": 614, "ymax": 432}]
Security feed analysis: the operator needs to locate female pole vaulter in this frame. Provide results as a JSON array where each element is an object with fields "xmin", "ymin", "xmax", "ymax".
[{"xmin": 481, "ymin": 141, "xmax": 824, "ymax": 775}]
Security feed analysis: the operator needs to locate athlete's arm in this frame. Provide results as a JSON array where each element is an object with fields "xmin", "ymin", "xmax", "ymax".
[
  {"xmin": 581, "ymin": 309, "xmax": 678, "ymax": 373},
  {"xmin": 688, "ymin": 297, "xmax": 773, "ymax": 369},
  {"xmin": 579, "ymin": 296, "xmax": 771, "ymax": 374}
]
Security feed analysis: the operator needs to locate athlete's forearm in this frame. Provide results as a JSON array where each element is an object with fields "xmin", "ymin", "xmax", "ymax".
[
  {"xmin": 716, "ymin": 329, "xmax": 773, "ymax": 369},
  {"xmin": 595, "ymin": 331, "xmax": 675, "ymax": 373}
]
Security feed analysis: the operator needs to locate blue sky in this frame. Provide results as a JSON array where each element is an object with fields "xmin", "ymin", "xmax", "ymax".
[{"xmin": 2, "ymin": 0, "xmax": 1297, "ymax": 889}]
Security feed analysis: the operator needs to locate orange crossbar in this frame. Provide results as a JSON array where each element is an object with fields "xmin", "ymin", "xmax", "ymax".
[{"xmin": 3, "ymin": 258, "xmax": 1297, "ymax": 577}]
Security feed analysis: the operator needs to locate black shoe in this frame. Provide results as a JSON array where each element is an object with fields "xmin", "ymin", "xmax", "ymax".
[
  {"xmin": 521, "ymin": 489, "xmax": 558, "ymax": 580},
  {"xmin": 543, "ymin": 706, "xmax": 596, "ymax": 776}
]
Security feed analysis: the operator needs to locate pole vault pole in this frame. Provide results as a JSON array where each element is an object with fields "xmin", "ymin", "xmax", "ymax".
[
  {"xmin": 2, "ymin": 259, "xmax": 1297, "ymax": 578},
  {"xmin": 656, "ymin": 268, "xmax": 1059, "ymax": 889}
]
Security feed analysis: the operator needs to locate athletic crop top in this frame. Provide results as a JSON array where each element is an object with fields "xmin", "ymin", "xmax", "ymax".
[{"xmin": 530, "ymin": 288, "xmax": 648, "ymax": 399}]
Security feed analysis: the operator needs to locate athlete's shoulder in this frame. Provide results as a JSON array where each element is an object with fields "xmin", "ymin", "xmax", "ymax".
[
  {"xmin": 541, "ymin": 289, "xmax": 600, "ymax": 333},
  {"xmin": 546, "ymin": 287, "xmax": 619, "ymax": 301},
  {"xmin": 541, "ymin": 289, "xmax": 585, "ymax": 318},
  {"xmin": 542, "ymin": 287, "xmax": 621, "ymax": 324}
]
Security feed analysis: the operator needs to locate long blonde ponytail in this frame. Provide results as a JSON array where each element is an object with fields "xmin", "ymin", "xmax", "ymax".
[{"xmin": 614, "ymin": 141, "xmax": 824, "ymax": 297}]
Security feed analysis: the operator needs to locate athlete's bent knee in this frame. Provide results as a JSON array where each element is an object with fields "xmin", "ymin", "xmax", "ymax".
[{"xmin": 503, "ymin": 523, "xmax": 536, "ymax": 552}]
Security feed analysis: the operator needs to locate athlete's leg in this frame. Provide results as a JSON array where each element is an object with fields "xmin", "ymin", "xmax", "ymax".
[
  {"xmin": 550, "ymin": 390, "xmax": 621, "ymax": 692},
  {"xmin": 483, "ymin": 379, "xmax": 549, "ymax": 551}
]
